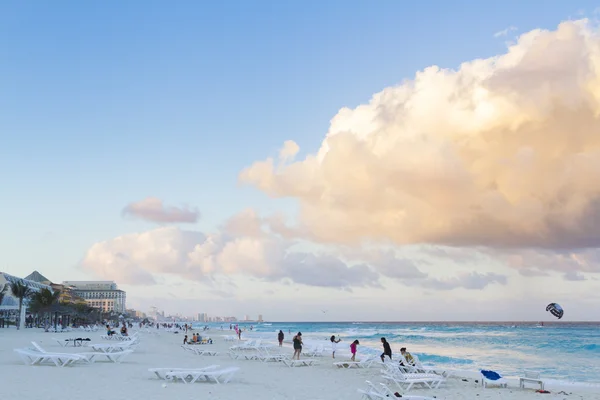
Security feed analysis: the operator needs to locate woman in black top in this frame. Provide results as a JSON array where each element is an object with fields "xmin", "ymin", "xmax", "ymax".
[
  {"xmin": 380, "ymin": 337, "xmax": 392, "ymax": 362},
  {"xmin": 292, "ymin": 332, "xmax": 303, "ymax": 360},
  {"xmin": 278, "ymin": 330, "xmax": 285, "ymax": 347}
]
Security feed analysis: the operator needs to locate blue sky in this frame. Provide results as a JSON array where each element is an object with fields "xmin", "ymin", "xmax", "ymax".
[{"xmin": 1, "ymin": 1, "xmax": 599, "ymax": 320}]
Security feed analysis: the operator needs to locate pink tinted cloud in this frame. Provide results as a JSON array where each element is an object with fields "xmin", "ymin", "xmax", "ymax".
[{"xmin": 123, "ymin": 197, "xmax": 199, "ymax": 224}]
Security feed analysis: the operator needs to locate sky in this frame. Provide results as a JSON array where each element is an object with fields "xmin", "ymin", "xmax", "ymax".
[{"xmin": 2, "ymin": 0, "xmax": 600, "ymax": 321}]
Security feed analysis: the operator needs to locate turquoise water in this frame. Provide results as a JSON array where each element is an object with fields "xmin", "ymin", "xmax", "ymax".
[{"xmin": 197, "ymin": 321, "xmax": 600, "ymax": 383}]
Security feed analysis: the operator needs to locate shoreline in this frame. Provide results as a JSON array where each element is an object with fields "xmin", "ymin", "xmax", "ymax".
[{"xmin": 2, "ymin": 326, "xmax": 599, "ymax": 400}]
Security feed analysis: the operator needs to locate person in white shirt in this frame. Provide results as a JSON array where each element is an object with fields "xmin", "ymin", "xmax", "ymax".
[{"xmin": 330, "ymin": 335, "xmax": 341, "ymax": 358}]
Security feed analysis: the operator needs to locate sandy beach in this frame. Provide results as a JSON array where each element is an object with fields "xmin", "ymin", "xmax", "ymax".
[{"xmin": 1, "ymin": 327, "xmax": 599, "ymax": 400}]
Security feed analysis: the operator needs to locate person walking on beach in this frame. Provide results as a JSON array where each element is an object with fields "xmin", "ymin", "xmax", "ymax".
[
  {"xmin": 350, "ymin": 340, "xmax": 359, "ymax": 361},
  {"xmin": 278, "ymin": 330, "xmax": 284, "ymax": 347},
  {"xmin": 330, "ymin": 335, "xmax": 341, "ymax": 358},
  {"xmin": 292, "ymin": 332, "xmax": 303, "ymax": 360},
  {"xmin": 380, "ymin": 337, "xmax": 392, "ymax": 362}
]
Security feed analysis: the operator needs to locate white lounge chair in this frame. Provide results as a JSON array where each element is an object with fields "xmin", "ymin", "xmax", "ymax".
[
  {"xmin": 165, "ymin": 366, "xmax": 240, "ymax": 384},
  {"xmin": 31, "ymin": 341, "xmax": 132, "ymax": 364},
  {"xmin": 376, "ymin": 381, "xmax": 438, "ymax": 399},
  {"xmin": 14, "ymin": 348, "xmax": 83, "ymax": 367},
  {"xmin": 281, "ymin": 359, "xmax": 318, "ymax": 367},
  {"xmin": 149, "ymin": 366, "xmax": 219, "ymax": 380},
  {"xmin": 255, "ymin": 347, "xmax": 289, "ymax": 362},
  {"xmin": 481, "ymin": 370, "xmax": 508, "ymax": 388},
  {"xmin": 334, "ymin": 356, "xmax": 377, "ymax": 369},
  {"xmin": 519, "ymin": 370, "xmax": 544, "ymax": 390},
  {"xmin": 382, "ymin": 368, "xmax": 445, "ymax": 392}
]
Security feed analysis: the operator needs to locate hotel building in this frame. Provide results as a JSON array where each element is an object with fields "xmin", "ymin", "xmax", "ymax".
[{"xmin": 62, "ymin": 281, "xmax": 126, "ymax": 314}]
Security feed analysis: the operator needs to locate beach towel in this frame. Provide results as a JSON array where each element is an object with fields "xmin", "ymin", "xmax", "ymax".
[{"xmin": 481, "ymin": 370, "xmax": 502, "ymax": 380}]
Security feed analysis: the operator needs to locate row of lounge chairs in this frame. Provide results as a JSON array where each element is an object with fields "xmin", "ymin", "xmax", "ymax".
[{"xmin": 14, "ymin": 341, "xmax": 135, "ymax": 367}]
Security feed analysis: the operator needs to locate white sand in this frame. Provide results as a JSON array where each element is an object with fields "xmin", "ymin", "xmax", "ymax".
[{"xmin": 1, "ymin": 327, "xmax": 598, "ymax": 400}]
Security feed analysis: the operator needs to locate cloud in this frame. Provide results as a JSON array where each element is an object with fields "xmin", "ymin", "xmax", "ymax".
[
  {"xmin": 494, "ymin": 26, "xmax": 517, "ymax": 38},
  {"xmin": 122, "ymin": 197, "xmax": 200, "ymax": 224},
  {"xmin": 279, "ymin": 140, "xmax": 300, "ymax": 162},
  {"xmin": 563, "ymin": 271, "xmax": 587, "ymax": 281},
  {"xmin": 419, "ymin": 272, "xmax": 508, "ymax": 290},
  {"xmin": 81, "ymin": 211, "xmax": 380, "ymax": 290},
  {"xmin": 240, "ymin": 19, "xmax": 600, "ymax": 250}
]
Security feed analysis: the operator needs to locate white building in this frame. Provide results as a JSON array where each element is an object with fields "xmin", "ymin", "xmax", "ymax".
[{"xmin": 62, "ymin": 281, "xmax": 126, "ymax": 313}]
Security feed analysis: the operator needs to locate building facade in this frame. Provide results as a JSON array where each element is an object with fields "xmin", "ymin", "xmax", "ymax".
[{"xmin": 62, "ymin": 281, "xmax": 126, "ymax": 314}]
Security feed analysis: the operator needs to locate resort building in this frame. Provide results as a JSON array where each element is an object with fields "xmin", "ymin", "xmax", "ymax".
[{"xmin": 62, "ymin": 281, "xmax": 127, "ymax": 314}]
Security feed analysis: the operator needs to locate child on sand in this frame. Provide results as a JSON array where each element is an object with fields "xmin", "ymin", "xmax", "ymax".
[
  {"xmin": 330, "ymin": 335, "xmax": 341, "ymax": 358},
  {"xmin": 350, "ymin": 340, "xmax": 359, "ymax": 361}
]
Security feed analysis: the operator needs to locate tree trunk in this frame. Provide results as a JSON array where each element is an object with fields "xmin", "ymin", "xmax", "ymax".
[{"xmin": 17, "ymin": 298, "xmax": 23, "ymax": 330}]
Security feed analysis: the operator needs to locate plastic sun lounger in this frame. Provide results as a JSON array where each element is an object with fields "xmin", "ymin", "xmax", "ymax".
[
  {"xmin": 376, "ymin": 382, "xmax": 438, "ymax": 400},
  {"xmin": 282, "ymin": 359, "xmax": 319, "ymax": 367},
  {"xmin": 481, "ymin": 370, "xmax": 508, "ymax": 388},
  {"xmin": 31, "ymin": 341, "xmax": 132, "ymax": 364},
  {"xmin": 519, "ymin": 371, "xmax": 545, "ymax": 390},
  {"xmin": 149, "ymin": 365, "xmax": 220, "ymax": 380},
  {"xmin": 14, "ymin": 348, "xmax": 83, "ymax": 367},
  {"xmin": 165, "ymin": 367, "xmax": 240, "ymax": 384},
  {"xmin": 382, "ymin": 371, "xmax": 445, "ymax": 392}
]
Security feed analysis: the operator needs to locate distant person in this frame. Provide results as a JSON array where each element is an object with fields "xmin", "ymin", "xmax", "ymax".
[
  {"xmin": 330, "ymin": 335, "xmax": 341, "ymax": 359},
  {"xmin": 400, "ymin": 347, "xmax": 414, "ymax": 366},
  {"xmin": 350, "ymin": 340, "xmax": 359, "ymax": 361},
  {"xmin": 380, "ymin": 337, "xmax": 392, "ymax": 362},
  {"xmin": 293, "ymin": 332, "xmax": 303, "ymax": 360},
  {"xmin": 183, "ymin": 335, "xmax": 188, "ymax": 345},
  {"xmin": 278, "ymin": 330, "xmax": 285, "ymax": 347}
]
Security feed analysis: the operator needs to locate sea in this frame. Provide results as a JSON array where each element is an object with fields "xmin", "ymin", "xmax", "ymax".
[{"xmin": 194, "ymin": 321, "xmax": 600, "ymax": 384}]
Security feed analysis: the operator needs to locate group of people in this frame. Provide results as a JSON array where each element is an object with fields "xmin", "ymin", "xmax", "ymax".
[
  {"xmin": 278, "ymin": 331, "xmax": 361, "ymax": 361},
  {"xmin": 380, "ymin": 337, "xmax": 415, "ymax": 368},
  {"xmin": 277, "ymin": 331, "xmax": 413, "ymax": 365},
  {"xmin": 183, "ymin": 333, "xmax": 213, "ymax": 344},
  {"xmin": 106, "ymin": 323, "xmax": 128, "ymax": 336}
]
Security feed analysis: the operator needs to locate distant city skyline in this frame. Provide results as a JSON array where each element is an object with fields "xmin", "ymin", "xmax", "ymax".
[{"xmin": 2, "ymin": 1, "xmax": 600, "ymax": 321}]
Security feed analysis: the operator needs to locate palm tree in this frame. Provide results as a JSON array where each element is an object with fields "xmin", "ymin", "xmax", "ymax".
[
  {"xmin": 9, "ymin": 281, "xmax": 33, "ymax": 330},
  {"xmin": 29, "ymin": 288, "xmax": 61, "ymax": 313},
  {"xmin": 0, "ymin": 284, "xmax": 8, "ymax": 306}
]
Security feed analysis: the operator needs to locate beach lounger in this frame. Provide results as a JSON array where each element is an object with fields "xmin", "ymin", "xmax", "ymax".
[
  {"xmin": 165, "ymin": 366, "xmax": 240, "ymax": 384},
  {"xmin": 90, "ymin": 341, "xmax": 137, "ymax": 353},
  {"xmin": 255, "ymin": 347, "xmax": 289, "ymax": 362},
  {"xmin": 382, "ymin": 368, "xmax": 445, "ymax": 392},
  {"xmin": 149, "ymin": 366, "xmax": 219, "ymax": 380},
  {"xmin": 519, "ymin": 370, "xmax": 544, "ymax": 390},
  {"xmin": 410, "ymin": 355, "xmax": 449, "ymax": 377},
  {"xmin": 377, "ymin": 382, "xmax": 438, "ymax": 399},
  {"xmin": 14, "ymin": 348, "xmax": 84, "ymax": 367},
  {"xmin": 281, "ymin": 359, "xmax": 319, "ymax": 367},
  {"xmin": 334, "ymin": 356, "xmax": 377, "ymax": 369},
  {"xmin": 31, "ymin": 341, "xmax": 132, "ymax": 364},
  {"xmin": 304, "ymin": 344, "xmax": 325, "ymax": 357},
  {"xmin": 481, "ymin": 370, "xmax": 508, "ymax": 388}
]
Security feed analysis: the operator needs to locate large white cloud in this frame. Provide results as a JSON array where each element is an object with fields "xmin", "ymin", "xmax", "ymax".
[
  {"xmin": 240, "ymin": 19, "xmax": 600, "ymax": 249},
  {"xmin": 81, "ymin": 209, "xmax": 381, "ymax": 290},
  {"xmin": 81, "ymin": 208, "xmax": 509, "ymax": 291}
]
